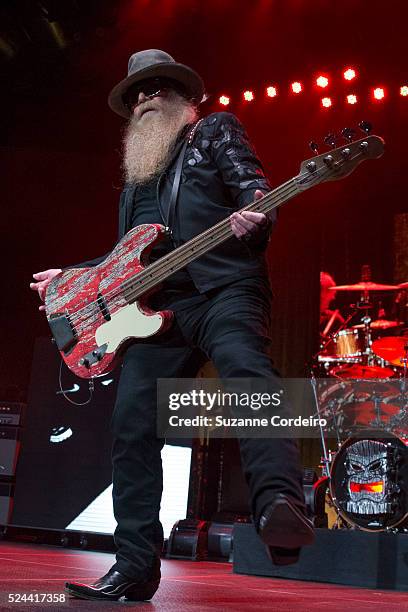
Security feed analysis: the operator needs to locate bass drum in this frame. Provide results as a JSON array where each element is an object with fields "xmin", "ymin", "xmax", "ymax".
[{"xmin": 329, "ymin": 430, "xmax": 408, "ymax": 531}]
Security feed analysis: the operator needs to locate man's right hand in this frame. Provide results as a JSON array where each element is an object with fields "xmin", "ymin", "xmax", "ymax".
[{"xmin": 30, "ymin": 269, "xmax": 62, "ymax": 311}]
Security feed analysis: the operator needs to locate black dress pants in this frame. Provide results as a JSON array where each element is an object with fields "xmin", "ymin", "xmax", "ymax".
[{"xmin": 109, "ymin": 277, "xmax": 305, "ymax": 579}]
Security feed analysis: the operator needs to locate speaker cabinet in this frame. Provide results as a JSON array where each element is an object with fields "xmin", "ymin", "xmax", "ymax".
[
  {"xmin": 0, "ymin": 427, "xmax": 20, "ymax": 478},
  {"xmin": 0, "ymin": 483, "xmax": 14, "ymax": 524}
]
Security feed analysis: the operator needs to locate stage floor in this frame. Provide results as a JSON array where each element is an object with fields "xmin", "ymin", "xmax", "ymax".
[{"xmin": 0, "ymin": 542, "xmax": 407, "ymax": 610}]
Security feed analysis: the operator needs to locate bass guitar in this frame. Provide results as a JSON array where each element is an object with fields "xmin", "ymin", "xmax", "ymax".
[{"xmin": 45, "ymin": 133, "xmax": 384, "ymax": 378}]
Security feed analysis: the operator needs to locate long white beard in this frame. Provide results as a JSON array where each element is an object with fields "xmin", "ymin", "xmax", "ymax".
[{"xmin": 122, "ymin": 93, "xmax": 198, "ymax": 185}]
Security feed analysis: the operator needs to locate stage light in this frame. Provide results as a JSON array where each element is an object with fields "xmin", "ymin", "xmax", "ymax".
[
  {"xmin": 347, "ymin": 94, "xmax": 358, "ymax": 105},
  {"xmin": 266, "ymin": 86, "xmax": 277, "ymax": 98},
  {"xmin": 243, "ymin": 90, "xmax": 254, "ymax": 101},
  {"xmin": 219, "ymin": 95, "xmax": 230, "ymax": 106},
  {"xmin": 291, "ymin": 82, "xmax": 302, "ymax": 94},
  {"xmin": 316, "ymin": 75, "xmax": 329, "ymax": 88},
  {"xmin": 400, "ymin": 86, "xmax": 408, "ymax": 97},
  {"xmin": 373, "ymin": 87, "xmax": 385, "ymax": 100},
  {"xmin": 321, "ymin": 97, "xmax": 332, "ymax": 108},
  {"xmin": 344, "ymin": 68, "xmax": 356, "ymax": 81}
]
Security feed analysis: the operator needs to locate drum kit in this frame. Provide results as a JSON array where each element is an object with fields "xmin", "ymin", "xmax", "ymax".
[{"xmin": 313, "ymin": 277, "xmax": 408, "ymax": 532}]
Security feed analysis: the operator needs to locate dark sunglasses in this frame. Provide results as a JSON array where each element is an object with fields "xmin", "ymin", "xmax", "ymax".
[{"xmin": 124, "ymin": 77, "xmax": 188, "ymax": 112}]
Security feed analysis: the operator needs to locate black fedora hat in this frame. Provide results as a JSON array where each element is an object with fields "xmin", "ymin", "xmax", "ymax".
[{"xmin": 108, "ymin": 49, "xmax": 205, "ymax": 118}]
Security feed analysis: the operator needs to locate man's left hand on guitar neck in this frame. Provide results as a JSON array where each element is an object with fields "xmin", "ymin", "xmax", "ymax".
[{"xmin": 230, "ymin": 189, "xmax": 271, "ymax": 243}]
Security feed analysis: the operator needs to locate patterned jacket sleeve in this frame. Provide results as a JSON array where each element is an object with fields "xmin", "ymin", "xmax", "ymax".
[{"xmin": 208, "ymin": 112, "xmax": 276, "ymax": 250}]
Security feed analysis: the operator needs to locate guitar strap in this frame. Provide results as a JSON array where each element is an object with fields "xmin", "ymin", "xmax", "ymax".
[{"xmin": 157, "ymin": 119, "xmax": 202, "ymax": 246}]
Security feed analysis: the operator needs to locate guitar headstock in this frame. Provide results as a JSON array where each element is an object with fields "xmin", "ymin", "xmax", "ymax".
[{"xmin": 295, "ymin": 126, "xmax": 384, "ymax": 191}]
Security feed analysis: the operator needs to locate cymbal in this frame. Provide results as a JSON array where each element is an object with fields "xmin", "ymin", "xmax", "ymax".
[
  {"xmin": 399, "ymin": 282, "xmax": 408, "ymax": 289},
  {"xmin": 372, "ymin": 336, "xmax": 408, "ymax": 367},
  {"xmin": 352, "ymin": 320, "xmax": 403, "ymax": 330},
  {"xmin": 330, "ymin": 282, "xmax": 400, "ymax": 291}
]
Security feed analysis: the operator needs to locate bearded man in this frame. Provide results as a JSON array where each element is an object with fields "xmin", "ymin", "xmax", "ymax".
[{"xmin": 30, "ymin": 50, "xmax": 314, "ymax": 602}]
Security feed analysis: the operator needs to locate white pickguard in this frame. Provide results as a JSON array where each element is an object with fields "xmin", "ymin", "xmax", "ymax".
[{"xmin": 95, "ymin": 302, "xmax": 163, "ymax": 352}]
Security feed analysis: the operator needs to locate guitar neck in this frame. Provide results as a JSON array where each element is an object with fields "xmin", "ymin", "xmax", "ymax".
[{"xmin": 125, "ymin": 176, "xmax": 301, "ymax": 298}]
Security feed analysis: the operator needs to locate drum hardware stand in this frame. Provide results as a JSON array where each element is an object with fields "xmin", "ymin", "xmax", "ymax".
[
  {"xmin": 370, "ymin": 394, "xmax": 384, "ymax": 429},
  {"xmin": 400, "ymin": 342, "xmax": 408, "ymax": 397},
  {"xmin": 387, "ymin": 343, "xmax": 408, "ymax": 432},
  {"xmin": 357, "ymin": 292, "xmax": 375, "ymax": 365},
  {"xmin": 310, "ymin": 370, "xmax": 345, "ymax": 479},
  {"xmin": 310, "ymin": 371, "xmax": 331, "ymax": 477},
  {"xmin": 393, "ymin": 343, "xmax": 408, "ymax": 431}
]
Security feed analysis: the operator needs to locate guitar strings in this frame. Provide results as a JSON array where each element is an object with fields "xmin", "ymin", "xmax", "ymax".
[
  {"xmin": 119, "ymin": 181, "xmax": 299, "ymax": 304},
  {"xmin": 64, "ymin": 180, "xmax": 293, "ymax": 326},
  {"xmin": 125, "ymin": 147, "xmax": 369, "ymax": 305},
  {"xmin": 66, "ymin": 177, "xmax": 299, "ymax": 328},
  {"xmin": 55, "ymin": 148, "xmax": 364, "ymax": 332},
  {"xmin": 68, "ymin": 178, "xmax": 297, "ymax": 326},
  {"xmin": 65, "ymin": 154, "xmax": 351, "ymax": 331},
  {"xmin": 65, "ymin": 159, "xmax": 344, "ymax": 331}
]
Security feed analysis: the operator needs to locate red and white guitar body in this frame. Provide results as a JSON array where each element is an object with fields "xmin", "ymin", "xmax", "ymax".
[
  {"xmin": 45, "ymin": 224, "xmax": 173, "ymax": 379},
  {"xmin": 44, "ymin": 134, "xmax": 385, "ymax": 379}
]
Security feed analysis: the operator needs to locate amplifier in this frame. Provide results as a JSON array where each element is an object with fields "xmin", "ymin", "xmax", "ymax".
[
  {"xmin": 0, "ymin": 402, "xmax": 25, "ymax": 427},
  {"xmin": 0, "ymin": 482, "xmax": 14, "ymax": 524},
  {"xmin": 0, "ymin": 427, "xmax": 20, "ymax": 478}
]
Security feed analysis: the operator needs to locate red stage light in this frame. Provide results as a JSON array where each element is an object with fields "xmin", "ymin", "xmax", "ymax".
[
  {"xmin": 400, "ymin": 86, "xmax": 408, "ymax": 97},
  {"xmin": 243, "ymin": 90, "xmax": 254, "ymax": 102},
  {"xmin": 266, "ymin": 86, "xmax": 277, "ymax": 98},
  {"xmin": 316, "ymin": 75, "xmax": 329, "ymax": 88},
  {"xmin": 321, "ymin": 97, "xmax": 332, "ymax": 108},
  {"xmin": 347, "ymin": 94, "xmax": 358, "ymax": 105},
  {"xmin": 291, "ymin": 82, "xmax": 302, "ymax": 94},
  {"xmin": 344, "ymin": 68, "xmax": 357, "ymax": 81},
  {"xmin": 373, "ymin": 87, "xmax": 385, "ymax": 100},
  {"xmin": 219, "ymin": 95, "xmax": 230, "ymax": 106}
]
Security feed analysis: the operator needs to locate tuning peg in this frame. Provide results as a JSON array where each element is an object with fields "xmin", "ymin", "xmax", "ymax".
[
  {"xmin": 358, "ymin": 120, "xmax": 372, "ymax": 135},
  {"xmin": 341, "ymin": 127, "xmax": 356, "ymax": 143},
  {"xmin": 324, "ymin": 133, "xmax": 337, "ymax": 149},
  {"xmin": 309, "ymin": 141, "xmax": 319, "ymax": 154}
]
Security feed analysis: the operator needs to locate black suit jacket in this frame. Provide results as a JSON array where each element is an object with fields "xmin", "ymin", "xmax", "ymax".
[{"xmin": 72, "ymin": 112, "xmax": 275, "ymax": 292}]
